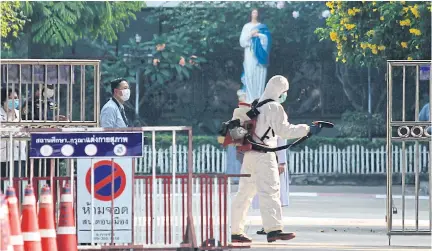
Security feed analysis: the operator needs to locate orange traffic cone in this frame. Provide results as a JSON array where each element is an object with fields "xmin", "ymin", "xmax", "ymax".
[
  {"xmin": 38, "ymin": 185, "xmax": 57, "ymax": 251},
  {"xmin": 0, "ymin": 193, "xmax": 12, "ymax": 251},
  {"xmin": 5, "ymin": 187, "xmax": 24, "ymax": 251},
  {"xmin": 56, "ymin": 184, "xmax": 77, "ymax": 251},
  {"xmin": 21, "ymin": 185, "xmax": 42, "ymax": 251}
]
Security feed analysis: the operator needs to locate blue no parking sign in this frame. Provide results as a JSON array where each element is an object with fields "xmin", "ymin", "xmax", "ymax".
[
  {"xmin": 77, "ymin": 158, "xmax": 133, "ymax": 244},
  {"xmin": 85, "ymin": 160, "xmax": 127, "ymax": 202}
]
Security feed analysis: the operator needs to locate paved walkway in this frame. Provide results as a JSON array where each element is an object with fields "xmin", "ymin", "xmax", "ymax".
[{"xmin": 229, "ymin": 185, "xmax": 431, "ymax": 251}]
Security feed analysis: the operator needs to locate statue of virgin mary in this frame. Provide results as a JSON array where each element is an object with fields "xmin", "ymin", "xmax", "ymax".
[{"xmin": 239, "ymin": 8, "xmax": 272, "ymax": 103}]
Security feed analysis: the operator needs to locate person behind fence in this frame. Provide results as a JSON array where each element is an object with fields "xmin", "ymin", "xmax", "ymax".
[
  {"xmin": 419, "ymin": 102, "xmax": 430, "ymax": 129},
  {"xmin": 100, "ymin": 78, "xmax": 130, "ymax": 128},
  {"xmin": 21, "ymin": 84, "xmax": 65, "ymax": 183},
  {"xmin": 21, "ymin": 84, "xmax": 67, "ymax": 121},
  {"xmin": 230, "ymin": 75, "xmax": 322, "ymax": 243},
  {"xmin": 0, "ymin": 87, "xmax": 27, "ymax": 190},
  {"xmin": 419, "ymin": 101, "xmax": 430, "ymax": 174}
]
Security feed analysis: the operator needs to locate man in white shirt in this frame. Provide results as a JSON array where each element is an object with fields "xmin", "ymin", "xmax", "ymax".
[{"xmin": 100, "ymin": 78, "xmax": 130, "ymax": 128}]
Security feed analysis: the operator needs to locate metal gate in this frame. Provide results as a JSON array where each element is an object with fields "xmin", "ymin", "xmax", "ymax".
[
  {"xmin": 386, "ymin": 60, "xmax": 432, "ymax": 244},
  {"xmin": 0, "ymin": 59, "xmax": 101, "ymax": 127}
]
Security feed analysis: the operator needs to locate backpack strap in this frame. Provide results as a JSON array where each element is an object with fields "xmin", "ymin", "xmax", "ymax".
[
  {"xmin": 253, "ymin": 98, "xmax": 275, "ymax": 142},
  {"xmin": 260, "ymin": 127, "xmax": 272, "ymax": 142},
  {"xmin": 254, "ymin": 99, "xmax": 274, "ymax": 108}
]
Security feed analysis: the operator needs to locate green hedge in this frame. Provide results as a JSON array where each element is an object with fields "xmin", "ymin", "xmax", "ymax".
[
  {"xmin": 338, "ymin": 111, "xmax": 386, "ymax": 138},
  {"xmin": 145, "ymin": 134, "xmax": 219, "ymax": 148},
  {"xmin": 146, "ymin": 135, "xmax": 429, "ymax": 150}
]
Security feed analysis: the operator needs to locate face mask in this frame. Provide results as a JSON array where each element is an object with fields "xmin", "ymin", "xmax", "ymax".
[
  {"xmin": 120, "ymin": 89, "xmax": 130, "ymax": 102},
  {"xmin": 44, "ymin": 88, "xmax": 55, "ymax": 98},
  {"xmin": 279, "ymin": 92, "xmax": 287, "ymax": 104},
  {"xmin": 7, "ymin": 99, "xmax": 20, "ymax": 110}
]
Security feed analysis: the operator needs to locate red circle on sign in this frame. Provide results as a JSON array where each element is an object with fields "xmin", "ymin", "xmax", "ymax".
[{"xmin": 85, "ymin": 160, "xmax": 127, "ymax": 201}]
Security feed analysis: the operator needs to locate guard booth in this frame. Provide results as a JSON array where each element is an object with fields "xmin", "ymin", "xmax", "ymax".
[
  {"xmin": 386, "ymin": 60, "xmax": 432, "ymax": 244},
  {"xmin": 0, "ymin": 59, "xmax": 250, "ymax": 250},
  {"xmin": 0, "ymin": 59, "xmax": 101, "ymax": 191},
  {"xmin": 0, "ymin": 59, "xmax": 101, "ymax": 126}
]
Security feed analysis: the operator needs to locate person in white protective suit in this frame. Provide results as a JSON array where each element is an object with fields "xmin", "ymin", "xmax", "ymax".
[
  {"xmin": 230, "ymin": 75, "xmax": 321, "ymax": 243},
  {"xmin": 233, "ymin": 89, "xmax": 290, "ymax": 234}
]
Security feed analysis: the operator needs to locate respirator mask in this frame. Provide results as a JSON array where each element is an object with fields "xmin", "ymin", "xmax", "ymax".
[
  {"xmin": 119, "ymin": 89, "xmax": 130, "ymax": 102},
  {"xmin": 279, "ymin": 92, "xmax": 287, "ymax": 103},
  {"xmin": 44, "ymin": 88, "xmax": 55, "ymax": 98},
  {"xmin": 7, "ymin": 99, "xmax": 20, "ymax": 110}
]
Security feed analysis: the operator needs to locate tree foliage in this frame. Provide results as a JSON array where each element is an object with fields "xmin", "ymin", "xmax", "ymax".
[
  {"xmin": 21, "ymin": 1, "xmax": 145, "ymax": 48},
  {"xmin": 94, "ymin": 34, "xmax": 205, "ymax": 88},
  {"xmin": 25, "ymin": 2, "xmax": 85, "ymax": 47},
  {"xmin": 0, "ymin": 1, "xmax": 26, "ymax": 49},
  {"xmin": 315, "ymin": 1, "xmax": 432, "ymax": 67},
  {"xmin": 147, "ymin": 1, "xmax": 331, "ymax": 67},
  {"xmin": 141, "ymin": 34, "xmax": 206, "ymax": 85},
  {"xmin": 80, "ymin": 1, "xmax": 145, "ymax": 43}
]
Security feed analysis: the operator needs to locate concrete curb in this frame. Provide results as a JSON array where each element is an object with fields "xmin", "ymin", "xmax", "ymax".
[
  {"xmin": 289, "ymin": 192, "xmax": 430, "ymax": 200},
  {"xmin": 290, "ymin": 173, "xmax": 430, "ymax": 186},
  {"xmin": 244, "ymin": 216, "xmax": 430, "ymax": 227}
]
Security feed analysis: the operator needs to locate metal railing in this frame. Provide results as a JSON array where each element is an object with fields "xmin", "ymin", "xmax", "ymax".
[
  {"xmin": 386, "ymin": 60, "xmax": 432, "ymax": 244},
  {"xmin": 0, "ymin": 59, "xmax": 100, "ymax": 127},
  {"xmin": 0, "ymin": 126, "xmax": 249, "ymax": 250}
]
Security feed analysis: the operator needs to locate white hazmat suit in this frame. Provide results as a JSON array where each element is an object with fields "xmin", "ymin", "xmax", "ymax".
[
  {"xmin": 252, "ymin": 137, "xmax": 290, "ymax": 210},
  {"xmin": 231, "ymin": 75, "xmax": 310, "ymax": 236}
]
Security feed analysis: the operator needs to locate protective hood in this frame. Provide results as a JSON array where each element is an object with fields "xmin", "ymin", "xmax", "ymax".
[{"xmin": 259, "ymin": 75, "xmax": 289, "ymax": 102}]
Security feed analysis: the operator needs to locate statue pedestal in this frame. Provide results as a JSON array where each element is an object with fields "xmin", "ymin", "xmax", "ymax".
[{"xmin": 225, "ymin": 146, "xmax": 241, "ymax": 183}]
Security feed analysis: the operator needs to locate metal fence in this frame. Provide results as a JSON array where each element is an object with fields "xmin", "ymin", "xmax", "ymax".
[
  {"xmin": 386, "ymin": 60, "xmax": 432, "ymax": 244},
  {"xmin": 0, "ymin": 126, "xmax": 248, "ymax": 250},
  {"xmin": 0, "ymin": 59, "xmax": 100, "ymax": 127},
  {"xmin": 133, "ymin": 144, "xmax": 430, "ymax": 175}
]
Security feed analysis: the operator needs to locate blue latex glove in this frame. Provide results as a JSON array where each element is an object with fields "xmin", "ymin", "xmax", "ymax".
[{"xmin": 309, "ymin": 124, "xmax": 322, "ymax": 135}]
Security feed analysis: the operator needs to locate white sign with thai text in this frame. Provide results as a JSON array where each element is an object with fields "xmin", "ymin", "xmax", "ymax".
[{"xmin": 76, "ymin": 158, "xmax": 133, "ymax": 244}]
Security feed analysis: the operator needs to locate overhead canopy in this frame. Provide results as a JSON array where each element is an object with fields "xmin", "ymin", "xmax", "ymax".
[{"xmin": 1, "ymin": 64, "xmax": 73, "ymax": 85}]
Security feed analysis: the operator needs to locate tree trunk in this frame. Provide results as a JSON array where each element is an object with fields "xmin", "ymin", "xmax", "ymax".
[
  {"xmin": 71, "ymin": 43, "xmax": 76, "ymax": 57},
  {"xmin": 335, "ymin": 64, "xmax": 364, "ymax": 111},
  {"xmin": 374, "ymin": 90, "xmax": 386, "ymax": 114},
  {"xmin": 115, "ymin": 33, "xmax": 120, "ymax": 57},
  {"xmin": 319, "ymin": 62, "xmax": 324, "ymax": 116}
]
